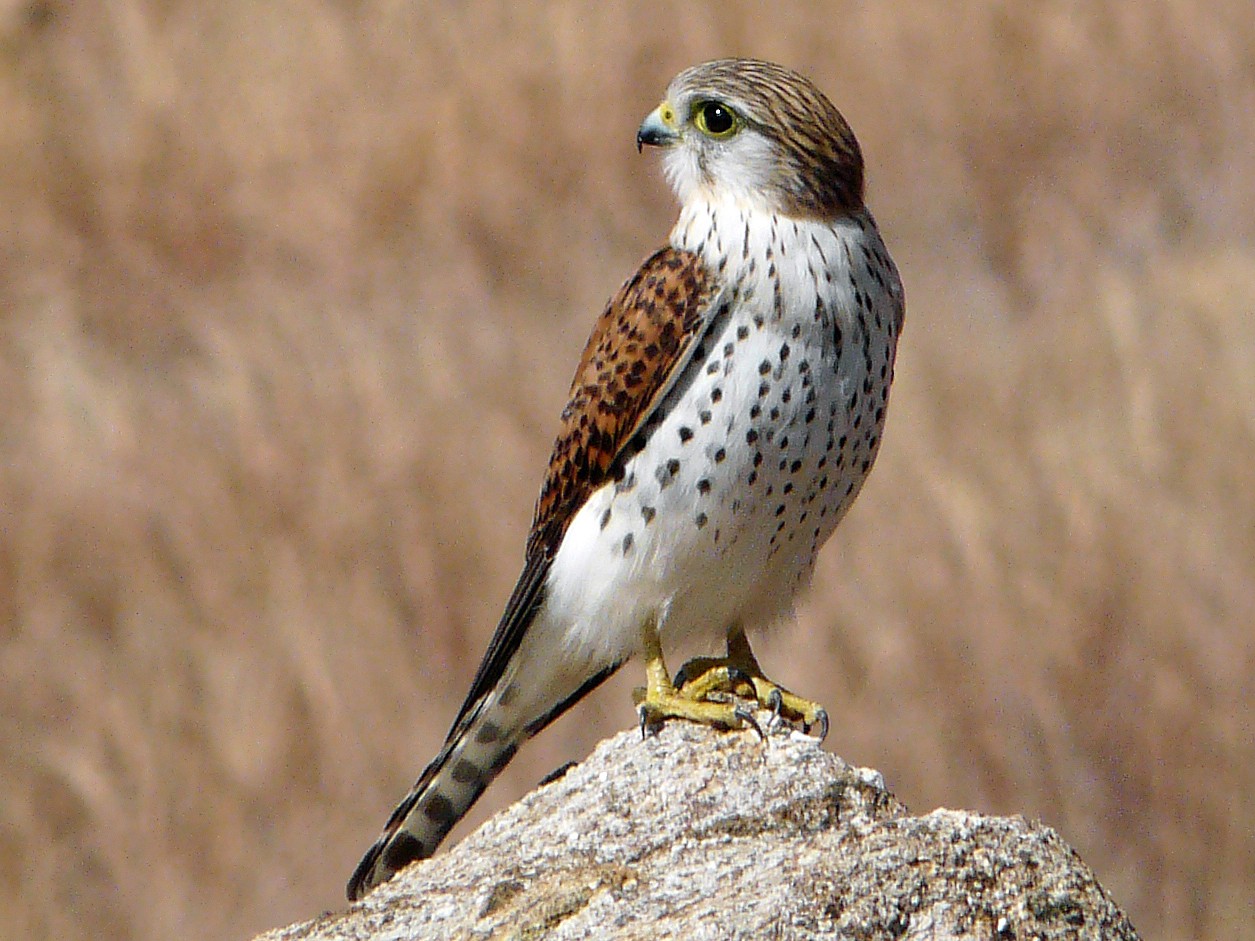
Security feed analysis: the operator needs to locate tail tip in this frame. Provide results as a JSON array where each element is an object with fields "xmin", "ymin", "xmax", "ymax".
[{"xmin": 346, "ymin": 831, "xmax": 427, "ymax": 902}]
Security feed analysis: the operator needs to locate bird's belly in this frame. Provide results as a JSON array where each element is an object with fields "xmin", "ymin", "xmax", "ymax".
[{"xmin": 544, "ymin": 312, "xmax": 890, "ymax": 661}]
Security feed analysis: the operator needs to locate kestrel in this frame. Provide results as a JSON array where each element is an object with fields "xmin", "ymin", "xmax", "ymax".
[{"xmin": 347, "ymin": 58, "xmax": 904, "ymax": 901}]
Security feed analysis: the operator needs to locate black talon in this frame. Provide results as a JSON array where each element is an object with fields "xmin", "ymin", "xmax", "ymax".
[
  {"xmin": 672, "ymin": 664, "xmax": 693, "ymax": 688},
  {"xmin": 766, "ymin": 688, "xmax": 784, "ymax": 732},
  {"xmin": 638, "ymin": 704, "xmax": 650, "ymax": 739},
  {"xmin": 811, "ymin": 707, "xmax": 830, "ymax": 742},
  {"xmin": 734, "ymin": 705, "xmax": 765, "ymax": 741}
]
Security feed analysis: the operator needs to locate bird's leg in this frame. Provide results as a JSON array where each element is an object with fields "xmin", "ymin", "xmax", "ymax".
[
  {"xmin": 673, "ymin": 627, "xmax": 829, "ymax": 740},
  {"xmin": 633, "ymin": 616, "xmax": 760, "ymax": 737}
]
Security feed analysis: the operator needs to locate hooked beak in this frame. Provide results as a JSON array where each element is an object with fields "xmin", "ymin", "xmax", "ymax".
[{"xmin": 636, "ymin": 104, "xmax": 680, "ymax": 153}]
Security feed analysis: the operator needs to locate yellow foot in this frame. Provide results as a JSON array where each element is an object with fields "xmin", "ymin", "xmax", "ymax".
[
  {"xmin": 632, "ymin": 683, "xmax": 760, "ymax": 737},
  {"xmin": 635, "ymin": 618, "xmax": 762, "ymax": 739},
  {"xmin": 672, "ymin": 630, "xmax": 830, "ymax": 740}
]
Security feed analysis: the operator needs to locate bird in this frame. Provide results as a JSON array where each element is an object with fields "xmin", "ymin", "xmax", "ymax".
[{"xmin": 346, "ymin": 57, "xmax": 905, "ymax": 902}]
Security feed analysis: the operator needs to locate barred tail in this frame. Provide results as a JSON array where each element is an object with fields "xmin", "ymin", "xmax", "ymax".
[
  {"xmin": 345, "ymin": 702, "xmax": 519, "ymax": 901},
  {"xmin": 346, "ymin": 660, "xmax": 621, "ymax": 901}
]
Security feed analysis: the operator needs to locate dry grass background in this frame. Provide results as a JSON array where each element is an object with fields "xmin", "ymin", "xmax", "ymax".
[{"xmin": 0, "ymin": 2, "xmax": 1251, "ymax": 939}]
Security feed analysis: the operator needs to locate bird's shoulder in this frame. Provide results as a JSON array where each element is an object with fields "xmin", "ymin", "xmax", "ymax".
[{"xmin": 527, "ymin": 246, "xmax": 721, "ymax": 557}]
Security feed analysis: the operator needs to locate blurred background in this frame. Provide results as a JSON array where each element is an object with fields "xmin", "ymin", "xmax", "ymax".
[{"xmin": 1, "ymin": 2, "xmax": 1251, "ymax": 939}]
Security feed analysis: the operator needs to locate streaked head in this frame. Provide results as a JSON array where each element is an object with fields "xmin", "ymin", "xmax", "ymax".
[{"xmin": 637, "ymin": 58, "xmax": 865, "ymax": 221}]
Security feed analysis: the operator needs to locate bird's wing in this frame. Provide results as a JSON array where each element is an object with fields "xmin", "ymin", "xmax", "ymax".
[{"xmin": 446, "ymin": 246, "xmax": 722, "ymax": 736}]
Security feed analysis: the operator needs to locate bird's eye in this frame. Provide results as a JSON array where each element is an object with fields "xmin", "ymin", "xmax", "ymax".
[{"xmin": 694, "ymin": 101, "xmax": 738, "ymax": 139}]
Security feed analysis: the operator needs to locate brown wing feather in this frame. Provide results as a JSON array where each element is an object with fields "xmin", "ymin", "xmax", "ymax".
[
  {"xmin": 527, "ymin": 246, "xmax": 718, "ymax": 557},
  {"xmin": 438, "ymin": 246, "xmax": 718, "ymax": 742},
  {"xmin": 347, "ymin": 249, "xmax": 721, "ymax": 902}
]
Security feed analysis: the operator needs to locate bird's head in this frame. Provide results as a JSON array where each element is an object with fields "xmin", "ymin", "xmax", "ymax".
[{"xmin": 637, "ymin": 58, "xmax": 865, "ymax": 222}]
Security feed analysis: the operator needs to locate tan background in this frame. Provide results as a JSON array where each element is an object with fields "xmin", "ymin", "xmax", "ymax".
[{"xmin": 1, "ymin": 2, "xmax": 1251, "ymax": 940}]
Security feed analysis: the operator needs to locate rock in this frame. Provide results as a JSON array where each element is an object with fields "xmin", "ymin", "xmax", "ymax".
[{"xmin": 256, "ymin": 721, "xmax": 1142, "ymax": 940}]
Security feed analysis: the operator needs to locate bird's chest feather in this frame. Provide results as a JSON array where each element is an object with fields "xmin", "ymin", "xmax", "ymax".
[
  {"xmin": 542, "ymin": 202, "xmax": 899, "ymax": 658},
  {"xmin": 600, "ymin": 206, "xmax": 897, "ymax": 580}
]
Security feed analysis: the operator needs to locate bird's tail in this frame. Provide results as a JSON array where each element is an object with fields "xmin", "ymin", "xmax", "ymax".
[{"xmin": 346, "ymin": 658, "xmax": 621, "ymax": 901}]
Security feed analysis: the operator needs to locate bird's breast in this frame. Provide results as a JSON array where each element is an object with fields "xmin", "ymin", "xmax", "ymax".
[{"xmin": 544, "ymin": 204, "xmax": 901, "ymax": 653}]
